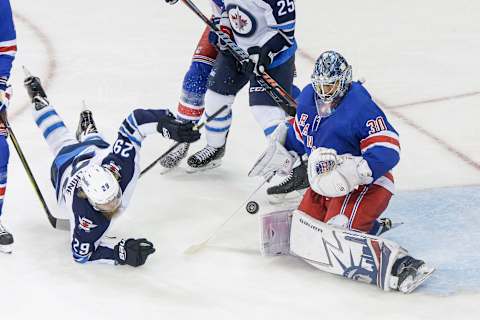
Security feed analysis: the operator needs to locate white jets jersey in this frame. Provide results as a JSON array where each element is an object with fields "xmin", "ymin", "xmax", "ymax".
[
  {"xmin": 47, "ymin": 108, "xmax": 170, "ymax": 264},
  {"xmin": 224, "ymin": 0, "xmax": 296, "ymax": 65}
]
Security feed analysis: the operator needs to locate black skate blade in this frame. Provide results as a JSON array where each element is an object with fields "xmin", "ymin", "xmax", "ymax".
[
  {"xmin": 0, "ymin": 244, "xmax": 13, "ymax": 254},
  {"xmin": 186, "ymin": 160, "xmax": 222, "ymax": 174},
  {"xmin": 22, "ymin": 65, "xmax": 33, "ymax": 78}
]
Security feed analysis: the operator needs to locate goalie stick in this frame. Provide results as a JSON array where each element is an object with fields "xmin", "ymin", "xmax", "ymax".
[
  {"xmin": 179, "ymin": 0, "xmax": 297, "ymax": 116},
  {"xmin": 139, "ymin": 105, "xmax": 228, "ymax": 177},
  {"xmin": 1, "ymin": 114, "xmax": 69, "ymax": 231}
]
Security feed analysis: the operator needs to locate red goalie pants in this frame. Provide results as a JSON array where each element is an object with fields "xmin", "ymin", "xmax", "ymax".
[{"xmin": 298, "ymin": 185, "xmax": 393, "ymax": 233}]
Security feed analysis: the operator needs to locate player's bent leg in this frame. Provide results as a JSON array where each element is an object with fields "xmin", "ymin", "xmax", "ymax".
[
  {"xmin": 187, "ymin": 53, "xmax": 249, "ymax": 172},
  {"xmin": 186, "ymin": 90, "xmax": 232, "ymax": 172},
  {"xmin": 160, "ymin": 27, "xmax": 220, "ymax": 172},
  {"xmin": 289, "ymin": 210, "xmax": 433, "ymax": 293},
  {"xmin": 322, "ymin": 184, "xmax": 392, "ymax": 233},
  {"xmin": 297, "ymin": 187, "xmax": 328, "ymax": 222},
  {"xmin": 0, "ymin": 135, "xmax": 12, "ymax": 253}
]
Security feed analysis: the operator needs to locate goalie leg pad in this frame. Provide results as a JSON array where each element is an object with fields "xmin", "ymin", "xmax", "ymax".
[
  {"xmin": 290, "ymin": 210, "xmax": 407, "ymax": 291},
  {"xmin": 260, "ymin": 210, "xmax": 293, "ymax": 256}
]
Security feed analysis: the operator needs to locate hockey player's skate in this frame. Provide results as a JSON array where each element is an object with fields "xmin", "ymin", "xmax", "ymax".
[
  {"xmin": 0, "ymin": 221, "xmax": 13, "ymax": 254},
  {"xmin": 23, "ymin": 67, "xmax": 49, "ymax": 110},
  {"xmin": 391, "ymin": 256, "xmax": 435, "ymax": 294},
  {"xmin": 266, "ymin": 160, "xmax": 309, "ymax": 203},
  {"xmin": 159, "ymin": 142, "xmax": 190, "ymax": 172},
  {"xmin": 76, "ymin": 110, "xmax": 98, "ymax": 141},
  {"xmin": 187, "ymin": 145, "xmax": 225, "ymax": 172}
]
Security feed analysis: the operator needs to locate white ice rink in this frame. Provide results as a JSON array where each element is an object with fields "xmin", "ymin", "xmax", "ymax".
[{"xmin": 2, "ymin": 0, "xmax": 480, "ymax": 319}]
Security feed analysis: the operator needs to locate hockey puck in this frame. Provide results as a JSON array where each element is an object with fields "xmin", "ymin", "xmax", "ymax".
[{"xmin": 246, "ymin": 201, "xmax": 259, "ymax": 214}]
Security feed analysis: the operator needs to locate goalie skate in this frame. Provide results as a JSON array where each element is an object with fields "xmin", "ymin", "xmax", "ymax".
[
  {"xmin": 392, "ymin": 256, "xmax": 435, "ymax": 294},
  {"xmin": 267, "ymin": 160, "xmax": 309, "ymax": 204},
  {"xmin": 0, "ymin": 221, "xmax": 13, "ymax": 254},
  {"xmin": 187, "ymin": 145, "xmax": 225, "ymax": 173},
  {"xmin": 159, "ymin": 142, "xmax": 190, "ymax": 173}
]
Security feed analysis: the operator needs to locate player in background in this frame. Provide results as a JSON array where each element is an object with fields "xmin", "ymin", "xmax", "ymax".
[
  {"xmin": 165, "ymin": 0, "xmax": 298, "ymax": 172},
  {"xmin": 159, "ymin": 0, "xmax": 225, "ymax": 170},
  {"xmin": 23, "ymin": 72, "xmax": 200, "ymax": 266},
  {"xmin": 0, "ymin": 0, "xmax": 17, "ymax": 253},
  {"xmin": 185, "ymin": 0, "xmax": 297, "ymax": 172},
  {"xmin": 251, "ymin": 51, "xmax": 431, "ymax": 292},
  {"xmin": 161, "ymin": 0, "xmax": 301, "ymax": 175}
]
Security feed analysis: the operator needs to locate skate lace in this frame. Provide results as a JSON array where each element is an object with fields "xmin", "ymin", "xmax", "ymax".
[
  {"xmin": 81, "ymin": 111, "xmax": 97, "ymax": 134},
  {"xmin": 168, "ymin": 143, "xmax": 189, "ymax": 159},
  {"xmin": 194, "ymin": 145, "xmax": 218, "ymax": 161},
  {"xmin": 277, "ymin": 170, "xmax": 294, "ymax": 186}
]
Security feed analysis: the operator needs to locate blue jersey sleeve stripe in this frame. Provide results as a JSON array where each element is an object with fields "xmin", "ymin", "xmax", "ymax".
[
  {"xmin": 119, "ymin": 128, "xmax": 141, "ymax": 146},
  {"xmin": 271, "ymin": 22, "xmax": 295, "ymax": 30},
  {"xmin": 35, "ymin": 110, "xmax": 58, "ymax": 126},
  {"xmin": 43, "ymin": 122, "xmax": 65, "ymax": 139}
]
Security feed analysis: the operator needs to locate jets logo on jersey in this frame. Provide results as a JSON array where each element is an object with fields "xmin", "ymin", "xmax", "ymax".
[
  {"xmin": 78, "ymin": 216, "xmax": 98, "ymax": 232},
  {"xmin": 226, "ymin": 4, "xmax": 257, "ymax": 37}
]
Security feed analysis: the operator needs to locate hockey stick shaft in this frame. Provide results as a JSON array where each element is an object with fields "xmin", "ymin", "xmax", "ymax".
[
  {"xmin": 180, "ymin": 0, "xmax": 297, "ymax": 115},
  {"xmin": 1, "ymin": 116, "xmax": 69, "ymax": 230},
  {"xmin": 184, "ymin": 172, "xmax": 274, "ymax": 255},
  {"xmin": 139, "ymin": 104, "xmax": 229, "ymax": 177}
]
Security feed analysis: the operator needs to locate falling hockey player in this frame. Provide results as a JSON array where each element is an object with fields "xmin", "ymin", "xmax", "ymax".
[
  {"xmin": 0, "ymin": 0, "xmax": 17, "ymax": 254},
  {"xmin": 249, "ymin": 51, "xmax": 434, "ymax": 293},
  {"xmin": 23, "ymin": 71, "xmax": 200, "ymax": 266}
]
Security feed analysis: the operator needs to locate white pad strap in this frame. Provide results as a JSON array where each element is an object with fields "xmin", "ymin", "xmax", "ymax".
[{"xmin": 290, "ymin": 210, "xmax": 407, "ymax": 291}]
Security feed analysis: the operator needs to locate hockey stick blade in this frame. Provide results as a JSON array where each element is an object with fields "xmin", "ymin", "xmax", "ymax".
[
  {"xmin": 2, "ymin": 113, "xmax": 70, "ymax": 231},
  {"xmin": 183, "ymin": 176, "xmax": 271, "ymax": 255},
  {"xmin": 184, "ymin": 240, "xmax": 209, "ymax": 255}
]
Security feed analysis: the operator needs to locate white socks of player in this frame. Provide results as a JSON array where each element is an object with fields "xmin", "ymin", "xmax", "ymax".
[
  {"xmin": 203, "ymin": 90, "xmax": 234, "ymax": 148},
  {"xmin": 250, "ymin": 105, "xmax": 288, "ymax": 137}
]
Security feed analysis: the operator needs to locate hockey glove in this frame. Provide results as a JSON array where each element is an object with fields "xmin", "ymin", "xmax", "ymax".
[
  {"xmin": 157, "ymin": 112, "xmax": 201, "ymax": 143},
  {"xmin": 208, "ymin": 11, "xmax": 234, "ymax": 52},
  {"xmin": 114, "ymin": 238, "xmax": 155, "ymax": 267},
  {"xmin": 0, "ymin": 77, "xmax": 12, "ymax": 112},
  {"xmin": 307, "ymin": 148, "xmax": 374, "ymax": 197},
  {"xmin": 243, "ymin": 33, "xmax": 290, "ymax": 76}
]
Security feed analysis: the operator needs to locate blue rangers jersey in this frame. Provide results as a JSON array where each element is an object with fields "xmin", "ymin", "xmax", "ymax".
[
  {"xmin": 224, "ymin": 0, "xmax": 296, "ymax": 68},
  {"xmin": 285, "ymin": 82, "xmax": 400, "ymax": 193},
  {"xmin": 50, "ymin": 109, "xmax": 169, "ymax": 264},
  {"xmin": 0, "ymin": 0, "xmax": 16, "ymax": 81}
]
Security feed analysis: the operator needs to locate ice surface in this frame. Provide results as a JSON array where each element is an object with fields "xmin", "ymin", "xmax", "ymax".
[{"xmin": 1, "ymin": 0, "xmax": 480, "ymax": 319}]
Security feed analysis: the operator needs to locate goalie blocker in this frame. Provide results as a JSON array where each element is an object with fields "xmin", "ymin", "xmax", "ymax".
[{"xmin": 260, "ymin": 210, "xmax": 434, "ymax": 293}]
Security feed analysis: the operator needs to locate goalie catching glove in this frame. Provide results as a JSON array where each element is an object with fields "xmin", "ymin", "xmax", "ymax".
[
  {"xmin": 157, "ymin": 111, "xmax": 201, "ymax": 143},
  {"xmin": 307, "ymin": 147, "xmax": 374, "ymax": 197},
  {"xmin": 114, "ymin": 238, "xmax": 155, "ymax": 267}
]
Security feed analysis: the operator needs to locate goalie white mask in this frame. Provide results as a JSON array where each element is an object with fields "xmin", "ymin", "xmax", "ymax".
[
  {"xmin": 311, "ymin": 51, "xmax": 352, "ymax": 116},
  {"xmin": 79, "ymin": 165, "xmax": 122, "ymax": 214}
]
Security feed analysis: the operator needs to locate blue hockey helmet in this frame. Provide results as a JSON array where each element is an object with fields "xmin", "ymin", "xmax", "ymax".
[{"xmin": 311, "ymin": 51, "xmax": 352, "ymax": 107}]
